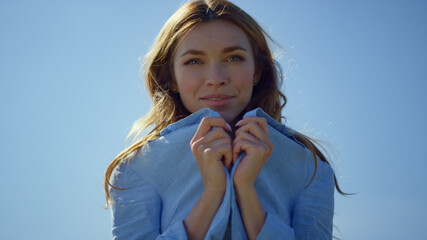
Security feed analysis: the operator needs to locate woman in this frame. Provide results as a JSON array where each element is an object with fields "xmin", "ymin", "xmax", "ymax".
[{"xmin": 105, "ymin": 0, "xmax": 345, "ymax": 239}]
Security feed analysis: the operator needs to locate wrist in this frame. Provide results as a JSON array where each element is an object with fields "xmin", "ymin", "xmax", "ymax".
[
  {"xmin": 233, "ymin": 179, "xmax": 255, "ymax": 192},
  {"xmin": 233, "ymin": 182, "xmax": 258, "ymax": 201},
  {"xmin": 202, "ymin": 188, "xmax": 226, "ymax": 202},
  {"xmin": 233, "ymin": 182, "xmax": 266, "ymax": 240}
]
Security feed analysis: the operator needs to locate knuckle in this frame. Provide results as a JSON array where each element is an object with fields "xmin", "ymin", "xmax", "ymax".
[
  {"xmin": 203, "ymin": 147, "xmax": 211, "ymax": 154},
  {"xmin": 254, "ymin": 142, "xmax": 269, "ymax": 153},
  {"xmin": 263, "ymin": 143, "xmax": 270, "ymax": 151},
  {"xmin": 200, "ymin": 117, "xmax": 209, "ymax": 126},
  {"xmin": 254, "ymin": 144, "xmax": 264, "ymax": 152},
  {"xmin": 191, "ymin": 140, "xmax": 204, "ymax": 152},
  {"xmin": 197, "ymin": 143, "xmax": 206, "ymax": 152},
  {"xmin": 203, "ymin": 148, "xmax": 216, "ymax": 159},
  {"xmin": 202, "ymin": 148, "xmax": 210, "ymax": 157},
  {"xmin": 190, "ymin": 136, "xmax": 198, "ymax": 146},
  {"xmin": 235, "ymin": 127, "xmax": 242, "ymax": 135},
  {"xmin": 190, "ymin": 140, "xmax": 198, "ymax": 150},
  {"xmin": 200, "ymin": 117, "xmax": 215, "ymax": 125},
  {"xmin": 212, "ymin": 127, "xmax": 224, "ymax": 135}
]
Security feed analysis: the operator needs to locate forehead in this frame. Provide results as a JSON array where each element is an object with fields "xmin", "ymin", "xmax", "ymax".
[{"xmin": 175, "ymin": 20, "xmax": 251, "ymax": 53}]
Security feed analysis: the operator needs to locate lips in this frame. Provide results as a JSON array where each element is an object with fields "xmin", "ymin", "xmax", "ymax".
[{"xmin": 200, "ymin": 94, "xmax": 234, "ymax": 108}]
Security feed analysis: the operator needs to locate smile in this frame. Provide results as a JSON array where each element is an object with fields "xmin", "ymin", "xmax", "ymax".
[
  {"xmin": 204, "ymin": 97, "xmax": 229, "ymax": 101},
  {"xmin": 200, "ymin": 95, "xmax": 234, "ymax": 108}
]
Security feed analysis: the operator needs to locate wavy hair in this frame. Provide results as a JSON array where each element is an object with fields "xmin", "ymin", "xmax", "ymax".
[{"xmin": 104, "ymin": 0, "xmax": 347, "ymax": 207}]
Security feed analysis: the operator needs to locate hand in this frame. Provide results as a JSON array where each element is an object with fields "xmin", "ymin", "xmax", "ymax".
[
  {"xmin": 232, "ymin": 117, "xmax": 274, "ymax": 188},
  {"xmin": 191, "ymin": 117, "xmax": 232, "ymax": 195}
]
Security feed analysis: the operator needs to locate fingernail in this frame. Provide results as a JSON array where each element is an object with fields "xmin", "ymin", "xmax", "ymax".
[
  {"xmin": 226, "ymin": 123, "xmax": 232, "ymax": 130},
  {"xmin": 235, "ymin": 120, "xmax": 242, "ymax": 127}
]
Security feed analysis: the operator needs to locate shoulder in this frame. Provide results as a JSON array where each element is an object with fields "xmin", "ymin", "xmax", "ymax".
[{"xmin": 109, "ymin": 158, "xmax": 144, "ymax": 190}]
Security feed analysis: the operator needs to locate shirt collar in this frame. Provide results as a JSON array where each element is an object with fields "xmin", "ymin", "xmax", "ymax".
[{"xmin": 160, "ymin": 107, "xmax": 295, "ymax": 140}]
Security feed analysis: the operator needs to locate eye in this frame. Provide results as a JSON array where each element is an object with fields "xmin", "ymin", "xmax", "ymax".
[
  {"xmin": 227, "ymin": 55, "xmax": 244, "ymax": 62},
  {"xmin": 184, "ymin": 59, "xmax": 201, "ymax": 65}
]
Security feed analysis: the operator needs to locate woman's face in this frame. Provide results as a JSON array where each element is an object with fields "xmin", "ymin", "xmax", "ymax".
[{"xmin": 173, "ymin": 20, "xmax": 255, "ymax": 124}]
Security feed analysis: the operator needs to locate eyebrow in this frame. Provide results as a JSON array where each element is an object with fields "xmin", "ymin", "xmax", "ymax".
[{"xmin": 180, "ymin": 46, "xmax": 248, "ymax": 57}]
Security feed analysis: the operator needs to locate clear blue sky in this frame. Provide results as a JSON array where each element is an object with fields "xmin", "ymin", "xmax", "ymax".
[{"xmin": 1, "ymin": 0, "xmax": 426, "ymax": 239}]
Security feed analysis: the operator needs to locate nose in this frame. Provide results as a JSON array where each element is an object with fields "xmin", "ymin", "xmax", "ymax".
[{"xmin": 205, "ymin": 63, "xmax": 228, "ymax": 87}]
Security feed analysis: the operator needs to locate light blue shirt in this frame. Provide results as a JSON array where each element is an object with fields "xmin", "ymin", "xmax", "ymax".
[{"xmin": 110, "ymin": 108, "xmax": 335, "ymax": 239}]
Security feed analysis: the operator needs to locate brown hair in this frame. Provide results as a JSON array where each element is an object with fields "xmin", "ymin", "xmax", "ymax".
[{"xmin": 104, "ymin": 0, "xmax": 346, "ymax": 207}]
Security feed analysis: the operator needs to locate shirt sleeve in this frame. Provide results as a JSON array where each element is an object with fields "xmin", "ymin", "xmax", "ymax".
[
  {"xmin": 109, "ymin": 163, "xmax": 188, "ymax": 240},
  {"xmin": 256, "ymin": 163, "xmax": 335, "ymax": 240}
]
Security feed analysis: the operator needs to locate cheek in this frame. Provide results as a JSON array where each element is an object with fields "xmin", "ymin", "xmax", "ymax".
[
  {"xmin": 233, "ymin": 66, "xmax": 255, "ymax": 94},
  {"xmin": 176, "ymin": 72, "xmax": 200, "ymax": 94}
]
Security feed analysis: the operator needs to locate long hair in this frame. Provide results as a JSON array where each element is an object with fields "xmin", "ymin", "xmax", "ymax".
[{"xmin": 104, "ymin": 0, "xmax": 346, "ymax": 207}]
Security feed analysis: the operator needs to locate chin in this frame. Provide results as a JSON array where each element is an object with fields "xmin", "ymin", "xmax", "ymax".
[{"xmin": 218, "ymin": 112, "xmax": 238, "ymax": 124}]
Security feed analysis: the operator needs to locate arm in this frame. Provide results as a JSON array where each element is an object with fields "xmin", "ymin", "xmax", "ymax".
[
  {"xmin": 110, "ymin": 163, "xmax": 187, "ymax": 240},
  {"xmin": 185, "ymin": 117, "xmax": 232, "ymax": 240},
  {"xmin": 233, "ymin": 183, "xmax": 266, "ymax": 239},
  {"xmin": 232, "ymin": 117, "xmax": 273, "ymax": 239},
  {"xmin": 233, "ymin": 158, "xmax": 335, "ymax": 240},
  {"xmin": 111, "ymin": 169, "xmax": 224, "ymax": 240},
  {"xmin": 110, "ymin": 117, "xmax": 231, "ymax": 240},
  {"xmin": 110, "ymin": 159, "xmax": 225, "ymax": 240},
  {"xmin": 184, "ymin": 189, "xmax": 225, "ymax": 240},
  {"xmin": 233, "ymin": 117, "xmax": 335, "ymax": 239}
]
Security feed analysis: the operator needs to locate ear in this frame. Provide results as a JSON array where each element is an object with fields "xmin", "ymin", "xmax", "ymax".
[
  {"xmin": 253, "ymin": 66, "xmax": 263, "ymax": 86},
  {"xmin": 169, "ymin": 81, "xmax": 179, "ymax": 93},
  {"xmin": 168, "ymin": 62, "xmax": 179, "ymax": 93}
]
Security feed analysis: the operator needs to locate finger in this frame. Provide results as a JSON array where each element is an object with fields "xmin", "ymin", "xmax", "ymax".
[
  {"xmin": 201, "ymin": 141, "xmax": 233, "ymax": 168},
  {"xmin": 192, "ymin": 117, "xmax": 231, "ymax": 143},
  {"xmin": 234, "ymin": 131, "xmax": 260, "ymax": 144},
  {"xmin": 235, "ymin": 120, "xmax": 268, "ymax": 142},
  {"xmin": 202, "ymin": 141, "xmax": 232, "ymax": 163},
  {"xmin": 233, "ymin": 138, "xmax": 256, "ymax": 163},
  {"xmin": 234, "ymin": 138, "xmax": 271, "ymax": 161},
  {"xmin": 198, "ymin": 127, "xmax": 230, "ymax": 145},
  {"xmin": 235, "ymin": 116, "xmax": 268, "ymax": 131},
  {"xmin": 236, "ymin": 117, "xmax": 268, "ymax": 134},
  {"xmin": 222, "ymin": 144, "xmax": 233, "ymax": 168},
  {"xmin": 233, "ymin": 132, "xmax": 274, "ymax": 163},
  {"xmin": 191, "ymin": 127, "xmax": 231, "ymax": 154},
  {"xmin": 193, "ymin": 137, "xmax": 232, "ymax": 164},
  {"xmin": 206, "ymin": 136, "xmax": 232, "ymax": 168},
  {"xmin": 233, "ymin": 141, "xmax": 242, "ymax": 164},
  {"xmin": 201, "ymin": 136, "xmax": 232, "ymax": 151}
]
